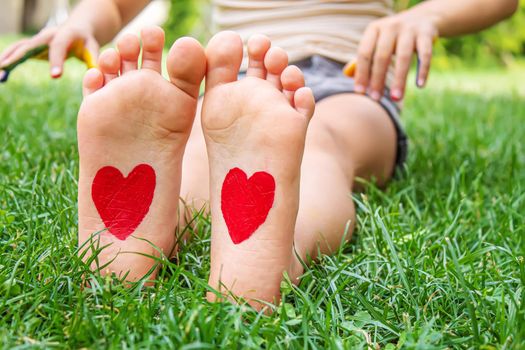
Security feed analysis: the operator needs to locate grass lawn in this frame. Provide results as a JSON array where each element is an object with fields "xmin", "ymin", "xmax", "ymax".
[{"xmin": 0, "ymin": 40, "xmax": 524, "ymax": 349}]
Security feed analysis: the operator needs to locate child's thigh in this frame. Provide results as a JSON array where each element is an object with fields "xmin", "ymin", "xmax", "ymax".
[
  {"xmin": 305, "ymin": 93, "xmax": 398, "ymax": 186},
  {"xmin": 180, "ymin": 98, "xmax": 209, "ymax": 207}
]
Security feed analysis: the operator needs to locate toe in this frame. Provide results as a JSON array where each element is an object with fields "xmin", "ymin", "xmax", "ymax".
[
  {"xmin": 98, "ymin": 48, "xmax": 121, "ymax": 84},
  {"xmin": 281, "ymin": 65, "xmax": 305, "ymax": 105},
  {"xmin": 82, "ymin": 68, "xmax": 104, "ymax": 97},
  {"xmin": 264, "ymin": 47, "xmax": 288, "ymax": 90},
  {"xmin": 167, "ymin": 37, "xmax": 206, "ymax": 99},
  {"xmin": 294, "ymin": 87, "xmax": 315, "ymax": 119},
  {"xmin": 117, "ymin": 33, "xmax": 140, "ymax": 74},
  {"xmin": 140, "ymin": 26, "xmax": 165, "ymax": 73},
  {"xmin": 205, "ymin": 31, "xmax": 243, "ymax": 90},
  {"xmin": 246, "ymin": 34, "xmax": 271, "ymax": 79}
]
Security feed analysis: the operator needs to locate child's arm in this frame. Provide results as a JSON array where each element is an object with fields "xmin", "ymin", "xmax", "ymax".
[
  {"xmin": 353, "ymin": 0, "xmax": 519, "ymax": 102},
  {"xmin": 413, "ymin": 0, "xmax": 519, "ymax": 37},
  {"xmin": 0, "ymin": 0, "xmax": 150, "ymax": 78}
]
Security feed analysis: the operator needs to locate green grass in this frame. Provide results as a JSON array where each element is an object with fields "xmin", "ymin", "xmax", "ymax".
[{"xmin": 1, "ymin": 40, "xmax": 524, "ymax": 349}]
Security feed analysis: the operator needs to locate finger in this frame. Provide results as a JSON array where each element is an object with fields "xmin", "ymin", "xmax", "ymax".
[
  {"xmin": 1, "ymin": 40, "xmax": 35, "ymax": 82},
  {"xmin": 1, "ymin": 40, "xmax": 39, "ymax": 81},
  {"xmin": 369, "ymin": 30, "xmax": 397, "ymax": 101},
  {"xmin": 354, "ymin": 25, "xmax": 379, "ymax": 94},
  {"xmin": 32, "ymin": 27, "xmax": 57, "ymax": 41},
  {"xmin": 391, "ymin": 31, "xmax": 415, "ymax": 101},
  {"xmin": 1, "ymin": 27, "xmax": 56, "ymax": 66},
  {"xmin": 416, "ymin": 34, "xmax": 433, "ymax": 88},
  {"xmin": 48, "ymin": 32, "xmax": 75, "ymax": 78},
  {"xmin": 0, "ymin": 39, "xmax": 30, "ymax": 65},
  {"xmin": 1, "ymin": 41, "xmax": 43, "ymax": 69}
]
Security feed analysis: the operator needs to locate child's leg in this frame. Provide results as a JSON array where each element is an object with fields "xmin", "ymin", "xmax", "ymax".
[
  {"xmin": 178, "ymin": 32, "xmax": 397, "ymax": 308},
  {"xmin": 178, "ymin": 101, "xmax": 210, "ymax": 222},
  {"xmin": 180, "ymin": 95, "xmax": 397, "ymax": 268},
  {"xmin": 77, "ymin": 27, "xmax": 206, "ymax": 281},
  {"xmin": 202, "ymin": 32, "xmax": 315, "ymax": 307},
  {"xmin": 293, "ymin": 93, "xmax": 397, "ymax": 265}
]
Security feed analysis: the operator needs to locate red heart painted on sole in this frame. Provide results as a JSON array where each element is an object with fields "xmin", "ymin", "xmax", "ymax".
[
  {"xmin": 91, "ymin": 164, "xmax": 156, "ymax": 240},
  {"xmin": 221, "ymin": 167, "xmax": 275, "ymax": 244}
]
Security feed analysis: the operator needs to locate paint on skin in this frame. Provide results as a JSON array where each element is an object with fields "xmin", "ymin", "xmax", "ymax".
[
  {"xmin": 91, "ymin": 164, "xmax": 156, "ymax": 240},
  {"xmin": 221, "ymin": 167, "xmax": 275, "ymax": 244}
]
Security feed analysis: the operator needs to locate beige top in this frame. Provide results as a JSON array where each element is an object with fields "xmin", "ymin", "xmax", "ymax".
[{"xmin": 212, "ymin": 0, "xmax": 395, "ymax": 69}]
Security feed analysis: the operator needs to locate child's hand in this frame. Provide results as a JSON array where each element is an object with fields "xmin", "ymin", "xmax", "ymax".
[
  {"xmin": 0, "ymin": 24, "xmax": 99, "ymax": 79},
  {"xmin": 354, "ymin": 13, "xmax": 439, "ymax": 101}
]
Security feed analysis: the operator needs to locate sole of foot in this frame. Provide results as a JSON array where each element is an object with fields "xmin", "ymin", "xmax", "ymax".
[
  {"xmin": 77, "ymin": 26, "xmax": 206, "ymax": 281},
  {"xmin": 202, "ymin": 32, "xmax": 315, "ymax": 309}
]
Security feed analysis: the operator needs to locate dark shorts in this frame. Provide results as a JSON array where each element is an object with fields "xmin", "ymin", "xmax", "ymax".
[{"xmin": 240, "ymin": 55, "xmax": 408, "ymax": 174}]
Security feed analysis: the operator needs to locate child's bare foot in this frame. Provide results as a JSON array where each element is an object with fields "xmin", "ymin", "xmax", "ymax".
[
  {"xmin": 202, "ymin": 32, "xmax": 315, "ymax": 307},
  {"xmin": 77, "ymin": 26, "xmax": 206, "ymax": 281}
]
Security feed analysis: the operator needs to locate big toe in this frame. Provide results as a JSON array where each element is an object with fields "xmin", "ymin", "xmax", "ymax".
[
  {"xmin": 167, "ymin": 37, "xmax": 206, "ymax": 99},
  {"xmin": 205, "ymin": 31, "xmax": 243, "ymax": 90}
]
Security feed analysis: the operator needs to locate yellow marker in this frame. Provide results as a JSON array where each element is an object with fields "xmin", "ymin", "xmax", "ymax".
[
  {"xmin": 343, "ymin": 61, "xmax": 356, "ymax": 78},
  {"xmin": 69, "ymin": 40, "xmax": 96, "ymax": 69},
  {"xmin": 32, "ymin": 40, "xmax": 96, "ymax": 68}
]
